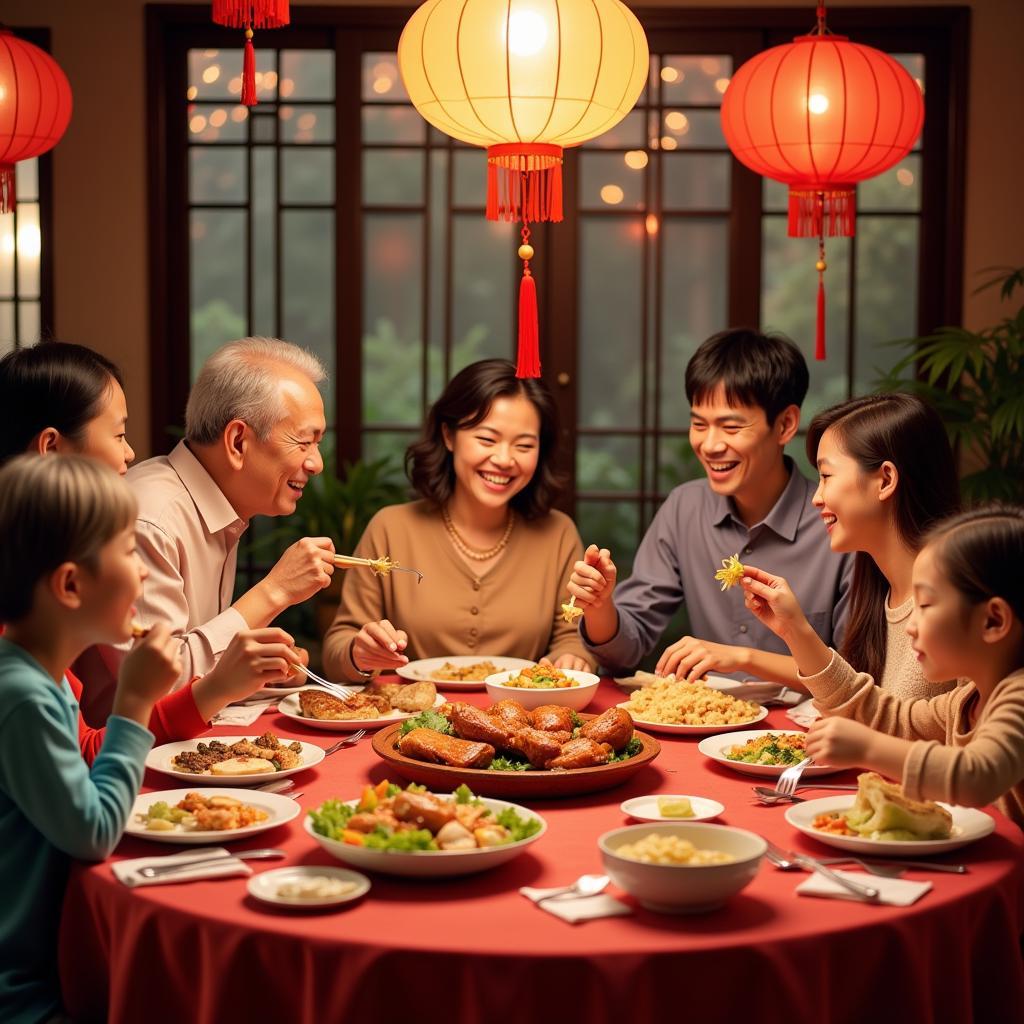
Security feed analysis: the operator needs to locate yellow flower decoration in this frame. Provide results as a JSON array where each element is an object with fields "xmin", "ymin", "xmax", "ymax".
[
  {"xmin": 714, "ymin": 554, "xmax": 746, "ymax": 591},
  {"xmin": 561, "ymin": 599, "xmax": 584, "ymax": 624},
  {"xmin": 368, "ymin": 555, "xmax": 397, "ymax": 577}
]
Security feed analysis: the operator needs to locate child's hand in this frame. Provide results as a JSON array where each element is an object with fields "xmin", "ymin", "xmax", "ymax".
[
  {"xmin": 568, "ymin": 544, "xmax": 617, "ymax": 611},
  {"xmin": 113, "ymin": 623, "xmax": 182, "ymax": 726},
  {"xmin": 739, "ymin": 565, "xmax": 810, "ymax": 640},
  {"xmin": 805, "ymin": 715, "xmax": 875, "ymax": 769},
  {"xmin": 193, "ymin": 629, "xmax": 302, "ymax": 717}
]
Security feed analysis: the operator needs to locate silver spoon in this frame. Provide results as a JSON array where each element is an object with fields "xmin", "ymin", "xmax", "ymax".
[{"xmin": 537, "ymin": 873, "xmax": 610, "ymax": 902}]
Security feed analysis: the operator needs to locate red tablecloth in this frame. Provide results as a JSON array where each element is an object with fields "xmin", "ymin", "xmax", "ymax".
[{"xmin": 60, "ymin": 681, "xmax": 1024, "ymax": 1024}]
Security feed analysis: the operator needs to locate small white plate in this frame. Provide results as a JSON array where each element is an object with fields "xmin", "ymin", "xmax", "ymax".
[
  {"xmin": 146, "ymin": 737, "xmax": 325, "ymax": 786},
  {"xmin": 615, "ymin": 701, "xmax": 769, "ymax": 736},
  {"xmin": 785, "ymin": 796, "xmax": 996, "ymax": 856},
  {"xmin": 247, "ymin": 866, "xmax": 370, "ymax": 908},
  {"xmin": 620, "ymin": 794, "xmax": 725, "ymax": 823},
  {"xmin": 277, "ymin": 691, "xmax": 447, "ymax": 731},
  {"xmin": 698, "ymin": 729, "xmax": 842, "ymax": 778},
  {"xmin": 397, "ymin": 655, "xmax": 535, "ymax": 690},
  {"xmin": 126, "ymin": 788, "xmax": 300, "ymax": 844}
]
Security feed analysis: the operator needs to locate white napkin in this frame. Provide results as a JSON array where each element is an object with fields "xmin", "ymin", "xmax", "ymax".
[
  {"xmin": 519, "ymin": 885, "xmax": 632, "ymax": 923},
  {"xmin": 796, "ymin": 869, "xmax": 932, "ymax": 906},
  {"xmin": 786, "ymin": 698, "xmax": 822, "ymax": 728},
  {"xmin": 212, "ymin": 700, "xmax": 278, "ymax": 726},
  {"xmin": 113, "ymin": 846, "xmax": 253, "ymax": 887}
]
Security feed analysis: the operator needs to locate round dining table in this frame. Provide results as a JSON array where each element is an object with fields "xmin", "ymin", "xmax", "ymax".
[{"xmin": 60, "ymin": 679, "xmax": 1024, "ymax": 1024}]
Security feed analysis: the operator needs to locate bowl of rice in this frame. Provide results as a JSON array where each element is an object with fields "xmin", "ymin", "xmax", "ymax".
[{"xmin": 598, "ymin": 822, "xmax": 766, "ymax": 913}]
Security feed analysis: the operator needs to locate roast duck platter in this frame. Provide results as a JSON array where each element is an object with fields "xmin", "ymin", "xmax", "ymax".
[{"xmin": 371, "ymin": 700, "xmax": 660, "ymax": 798}]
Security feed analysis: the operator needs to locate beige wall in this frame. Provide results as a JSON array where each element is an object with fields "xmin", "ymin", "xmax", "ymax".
[{"xmin": 6, "ymin": 0, "xmax": 1022, "ymax": 459}]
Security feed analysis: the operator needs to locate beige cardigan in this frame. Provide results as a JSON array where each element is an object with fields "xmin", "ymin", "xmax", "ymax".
[
  {"xmin": 803, "ymin": 650, "xmax": 1024, "ymax": 829},
  {"xmin": 321, "ymin": 500, "xmax": 592, "ymax": 681}
]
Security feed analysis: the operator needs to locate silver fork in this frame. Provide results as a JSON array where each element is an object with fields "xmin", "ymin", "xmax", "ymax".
[
  {"xmin": 775, "ymin": 757, "xmax": 813, "ymax": 797},
  {"xmin": 765, "ymin": 846, "xmax": 903, "ymax": 878},
  {"xmin": 293, "ymin": 663, "xmax": 356, "ymax": 700},
  {"xmin": 764, "ymin": 844, "xmax": 880, "ymax": 900},
  {"xmin": 324, "ymin": 729, "xmax": 366, "ymax": 754}
]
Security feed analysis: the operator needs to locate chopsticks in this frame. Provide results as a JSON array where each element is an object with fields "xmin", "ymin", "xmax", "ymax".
[{"xmin": 332, "ymin": 553, "xmax": 423, "ymax": 583}]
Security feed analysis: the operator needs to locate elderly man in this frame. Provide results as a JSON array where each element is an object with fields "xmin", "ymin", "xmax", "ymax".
[{"xmin": 77, "ymin": 337, "xmax": 335, "ymax": 717}]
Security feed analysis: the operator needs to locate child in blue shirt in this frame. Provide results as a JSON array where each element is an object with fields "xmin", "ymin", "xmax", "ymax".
[{"xmin": 0, "ymin": 454, "xmax": 184, "ymax": 1023}]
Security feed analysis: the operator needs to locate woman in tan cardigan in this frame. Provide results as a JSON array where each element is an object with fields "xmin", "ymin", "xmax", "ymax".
[
  {"xmin": 740, "ymin": 505, "xmax": 1024, "ymax": 829},
  {"xmin": 321, "ymin": 360, "xmax": 593, "ymax": 681}
]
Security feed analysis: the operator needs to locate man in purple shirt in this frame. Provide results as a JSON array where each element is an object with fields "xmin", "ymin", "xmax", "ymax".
[{"xmin": 569, "ymin": 329, "xmax": 853, "ymax": 683}]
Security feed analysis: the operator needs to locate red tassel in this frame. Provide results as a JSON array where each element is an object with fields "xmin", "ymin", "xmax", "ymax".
[
  {"xmin": 241, "ymin": 31, "xmax": 257, "ymax": 106},
  {"xmin": 815, "ymin": 276, "xmax": 826, "ymax": 361},
  {"xmin": 0, "ymin": 166, "xmax": 14, "ymax": 214},
  {"xmin": 788, "ymin": 186, "xmax": 856, "ymax": 238},
  {"xmin": 486, "ymin": 144, "xmax": 564, "ymax": 224},
  {"xmin": 517, "ymin": 271, "xmax": 541, "ymax": 378}
]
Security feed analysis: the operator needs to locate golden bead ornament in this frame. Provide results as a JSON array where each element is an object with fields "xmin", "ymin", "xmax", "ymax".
[{"xmin": 518, "ymin": 243, "xmax": 535, "ymax": 261}]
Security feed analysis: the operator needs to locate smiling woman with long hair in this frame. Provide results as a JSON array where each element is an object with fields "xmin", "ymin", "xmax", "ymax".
[{"xmin": 321, "ymin": 359, "xmax": 593, "ymax": 681}]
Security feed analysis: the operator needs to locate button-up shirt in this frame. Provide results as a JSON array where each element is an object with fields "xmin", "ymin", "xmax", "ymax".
[
  {"xmin": 76, "ymin": 442, "xmax": 249, "ymax": 718},
  {"xmin": 582, "ymin": 461, "xmax": 853, "ymax": 675}
]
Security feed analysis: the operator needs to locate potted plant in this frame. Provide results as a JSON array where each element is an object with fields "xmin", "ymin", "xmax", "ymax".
[{"xmin": 877, "ymin": 266, "xmax": 1024, "ymax": 502}]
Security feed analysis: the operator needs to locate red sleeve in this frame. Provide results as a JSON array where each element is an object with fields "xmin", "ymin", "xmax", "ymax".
[{"xmin": 69, "ymin": 670, "xmax": 209, "ymax": 767}]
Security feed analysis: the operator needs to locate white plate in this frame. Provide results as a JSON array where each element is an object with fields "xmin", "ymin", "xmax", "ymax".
[
  {"xmin": 125, "ymin": 788, "xmax": 300, "ymax": 845},
  {"xmin": 785, "ymin": 795, "xmax": 996, "ymax": 856},
  {"xmin": 305, "ymin": 794, "xmax": 547, "ymax": 877},
  {"xmin": 397, "ymin": 655, "xmax": 536, "ymax": 690},
  {"xmin": 145, "ymin": 737, "xmax": 326, "ymax": 785},
  {"xmin": 277, "ymin": 691, "xmax": 447, "ymax": 732},
  {"xmin": 615, "ymin": 700, "xmax": 769, "ymax": 736},
  {"xmin": 697, "ymin": 729, "xmax": 841, "ymax": 778},
  {"xmin": 247, "ymin": 866, "xmax": 370, "ymax": 908},
  {"xmin": 619, "ymin": 794, "xmax": 725, "ymax": 823}
]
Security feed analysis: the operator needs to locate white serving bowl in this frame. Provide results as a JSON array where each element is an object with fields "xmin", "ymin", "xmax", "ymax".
[
  {"xmin": 598, "ymin": 822, "xmax": 766, "ymax": 914},
  {"xmin": 483, "ymin": 669, "xmax": 599, "ymax": 711}
]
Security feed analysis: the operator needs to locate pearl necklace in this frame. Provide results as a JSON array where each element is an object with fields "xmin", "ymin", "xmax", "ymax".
[{"xmin": 442, "ymin": 504, "xmax": 516, "ymax": 561}]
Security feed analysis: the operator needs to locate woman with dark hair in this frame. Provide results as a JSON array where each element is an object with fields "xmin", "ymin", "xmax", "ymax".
[
  {"xmin": 322, "ymin": 358, "xmax": 593, "ymax": 680},
  {"xmin": 0, "ymin": 340, "xmax": 304, "ymax": 761}
]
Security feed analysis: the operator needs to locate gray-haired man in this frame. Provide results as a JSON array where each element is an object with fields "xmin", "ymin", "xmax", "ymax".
[{"xmin": 77, "ymin": 338, "xmax": 336, "ymax": 718}]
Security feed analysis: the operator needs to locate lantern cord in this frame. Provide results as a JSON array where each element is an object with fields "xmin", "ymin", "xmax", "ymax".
[
  {"xmin": 816, "ymin": 4, "xmax": 828, "ymax": 35},
  {"xmin": 242, "ymin": 25, "xmax": 258, "ymax": 106},
  {"xmin": 815, "ymin": 232, "xmax": 827, "ymax": 361},
  {"xmin": 516, "ymin": 224, "xmax": 541, "ymax": 378}
]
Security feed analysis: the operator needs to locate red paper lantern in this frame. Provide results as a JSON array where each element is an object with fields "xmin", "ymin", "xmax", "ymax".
[
  {"xmin": 0, "ymin": 29, "xmax": 73, "ymax": 214},
  {"xmin": 212, "ymin": 0, "xmax": 290, "ymax": 107},
  {"xmin": 721, "ymin": 5, "xmax": 923, "ymax": 358}
]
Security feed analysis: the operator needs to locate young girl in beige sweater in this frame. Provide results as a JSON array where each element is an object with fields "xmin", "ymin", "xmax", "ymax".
[{"xmin": 740, "ymin": 505, "xmax": 1024, "ymax": 829}]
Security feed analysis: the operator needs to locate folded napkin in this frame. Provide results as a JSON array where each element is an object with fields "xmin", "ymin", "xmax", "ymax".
[
  {"xmin": 796, "ymin": 869, "xmax": 932, "ymax": 906},
  {"xmin": 212, "ymin": 700, "xmax": 278, "ymax": 726},
  {"xmin": 786, "ymin": 698, "xmax": 823, "ymax": 728},
  {"xmin": 520, "ymin": 885, "xmax": 631, "ymax": 923},
  {"xmin": 113, "ymin": 846, "xmax": 253, "ymax": 887}
]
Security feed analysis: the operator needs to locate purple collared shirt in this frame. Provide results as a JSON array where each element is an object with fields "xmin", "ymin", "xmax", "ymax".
[{"xmin": 582, "ymin": 461, "xmax": 853, "ymax": 674}]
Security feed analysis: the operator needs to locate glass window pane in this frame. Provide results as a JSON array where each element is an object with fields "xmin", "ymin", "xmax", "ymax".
[
  {"xmin": 0, "ymin": 216, "xmax": 13, "ymax": 297},
  {"xmin": 660, "ymin": 219, "xmax": 728, "ymax": 430},
  {"xmin": 189, "ymin": 147, "xmax": 247, "ymax": 204},
  {"xmin": 362, "ymin": 106, "xmax": 426, "ymax": 145},
  {"xmin": 451, "ymin": 217, "xmax": 515, "ymax": 369},
  {"xmin": 280, "ymin": 106, "xmax": 335, "ymax": 143},
  {"xmin": 577, "ymin": 436, "xmax": 641, "ymax": 492},
  {"xmin": 858, "ymin": 155, "xmax": 921, "ymax": 212},
  {"xmin": 250, "ymin": 112, "xmax": 276, "ymax": 143},
  {"xmin": 18, "ymin": 301, "xmax": 39, "ymax": 345},
  {"xmin": 364, "ymin": 214, "xmax": 423, "ymax": 425},
  {"xmin": 575, "ymin": 500, "xmax": 640, "ymax": 578},
  {"xmin": 662, "ymin": 153, "xmax": 730, "ymax": 210},
  {"xmin": 660, "ymin": 109, "xmax": 725, "ymax": 148},
  {"xmin": 429, "ymin": 150, "xmax": 449, "ymax": 400},
  {"xmin": 0, "ymin": 302, "xmax": 13, "ymax": 352},
  {"xmin": 453, "ymin": 149, "xmax": 486, "ymax": 207},
  {"xmin": 580, "ymin": 152, "xmax": 645, "ymax": 210},
  {"xmin": 363, "ymin": 150, "xmax": 424, "ymax": 207},
  {"xmin": 15, "ymin": 159, "xmax": 38, "ymax": 202},
  {"xmin": 190, "ymin": 209, "xmax": 246, "ymax": 377},
  {"xmin": 282, "ymin": 210, "xmax": 335, "ymax": 418},
  {"xmin": 281, "ymin": 148, "xmax": 334, "ymax": 204},
  {"xmin": 281, "ymin": 51, "xmax": 333, "ymax": 101},
  {"xmin": 188, "ymin": 103, "xmax": 248, "ymax": 144},
  {"xmin": 363, "ymin": 430, "xmax": 416, "ymax": 467},
  {"xmin": 660, "ymin": 56, "xmax": 733, "ymax": 105},
  {"xmin": 362, "ymin": 53, "xmax": 407, "ymax": 103},
  {"xmin": 761, "ymin": 215, "xmax": 851, "ymax": 423},
  {"xmin": 251, "ymin": 147, "xmax": 276, "ymax": 337},
  {"xmin": 15, "ymin": 204, "xmax": 40, "ymax": 297},
  {"xmin": 854, "ymin": 216, "xmax": 919, "ymax": 394},
  {"xmin": 188, "ymin": 49, "xmax": 233, "ymax": 100},
  {"xmin": 579, "ymin": 217, "xmax": 644, "ymax": 429},
  {"xmin": 763, "ymin": 178, "xmax": 788, "ymax": 213},
  {"xmin": 582, "ymin": 110, "xmax": 646, "ymax": 149},
  {"xmin": 657, "ymin": 435, "xmax": 703, "ymax": 494}
]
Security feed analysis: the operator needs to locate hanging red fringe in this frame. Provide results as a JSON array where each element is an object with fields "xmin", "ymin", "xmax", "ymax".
[
  {"xmin": 815, "ymin": 276, "xmax": 826, "ymax": 361},
  {"xmin": 0, "ymin": 166, "xmax": 15, "ymax": 214},
  {"xmin": 487, "ymin": 144, "xmax": 563, "ymax": 223},
  {"xmin": 241, "ymin": 31, "xmax": 257, "ymax": 106},
  {"xmin": 517, "ymin": 270, "xmax": 541, "ymax": 378},
  {"xmin": 211, "ymin": 0, "xmax": 289, "ymax": 29},
  {"xmin": 788, "ymin": 186, "xmax": 855, "ymax": 238}
]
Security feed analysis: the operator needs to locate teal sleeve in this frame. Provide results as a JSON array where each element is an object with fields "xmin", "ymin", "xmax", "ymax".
[{"xmin": 0, "ymin": 701, "xmax": 153, "ymax": 861}]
